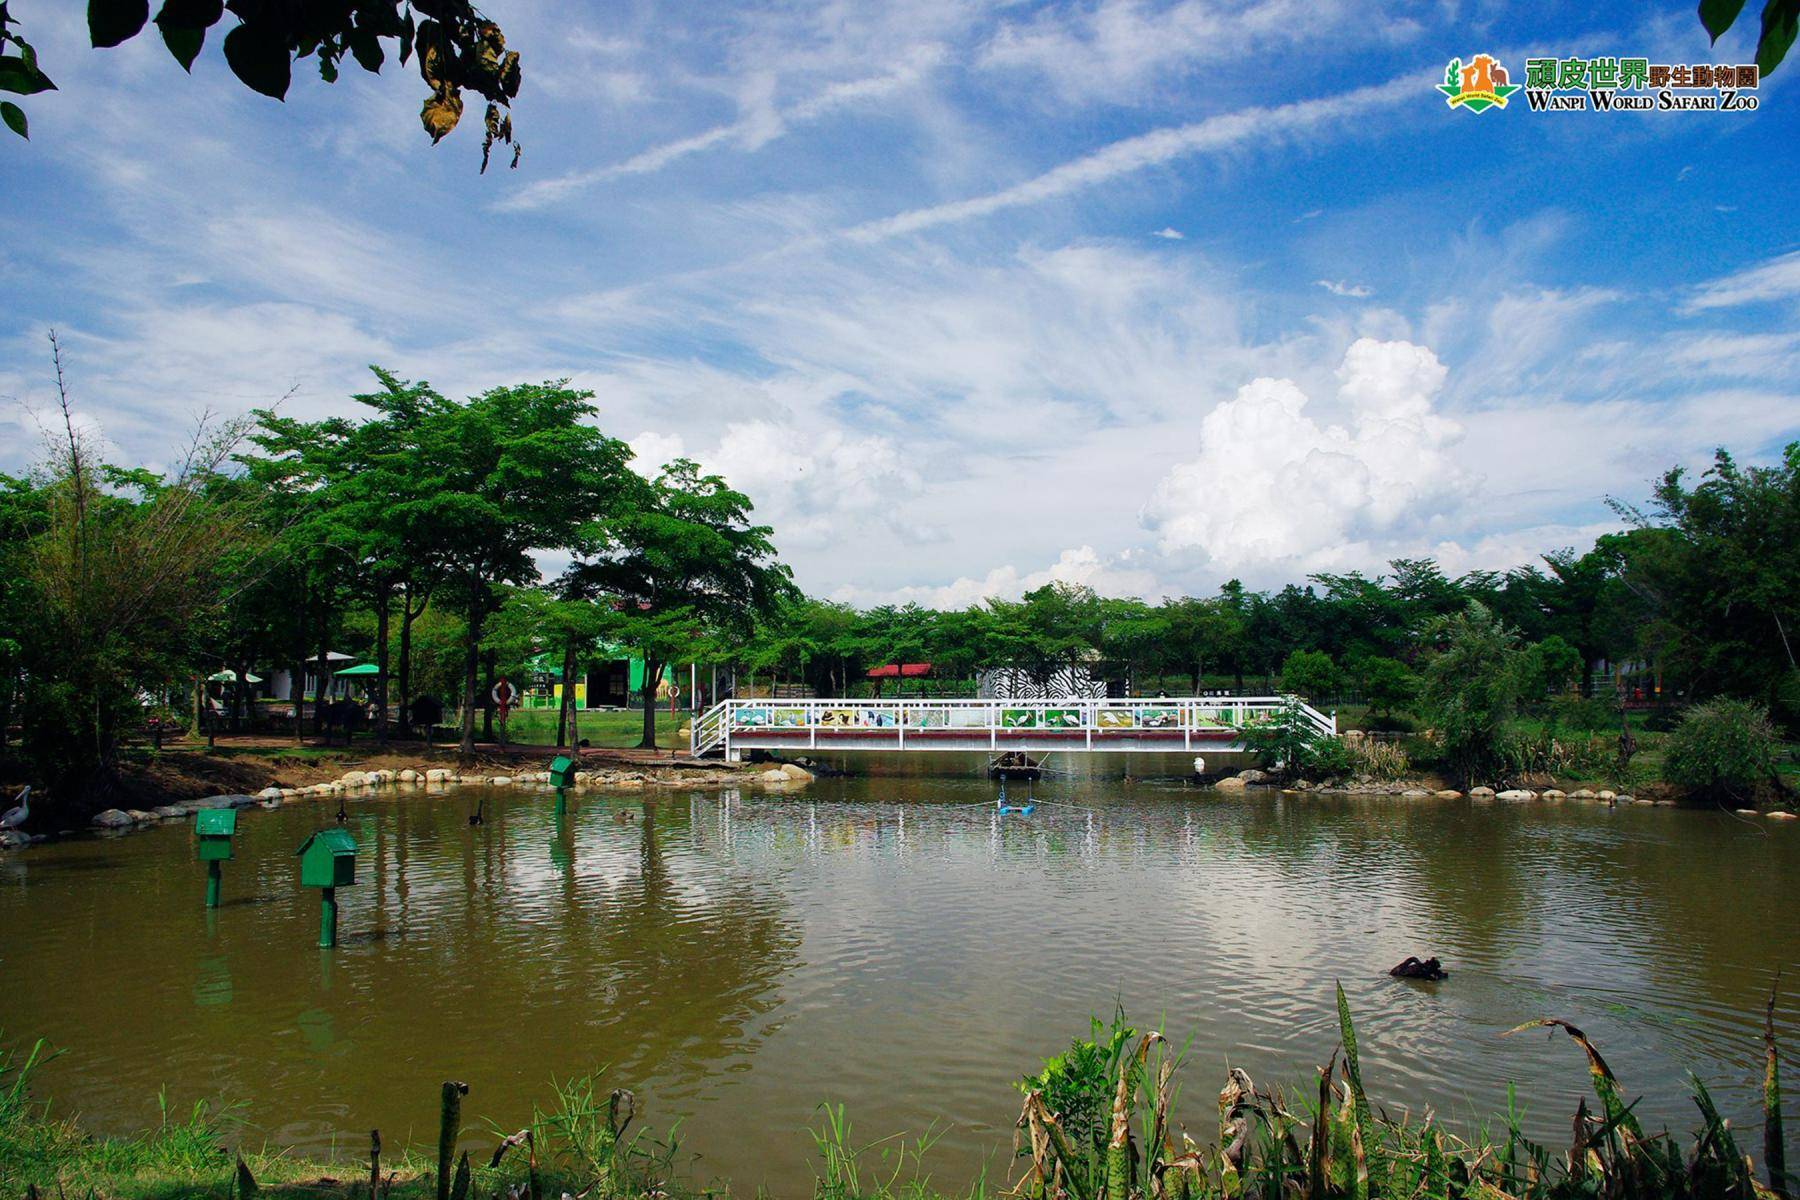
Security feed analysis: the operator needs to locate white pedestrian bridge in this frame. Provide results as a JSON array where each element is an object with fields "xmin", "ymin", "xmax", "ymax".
[{"xmin": 690, "ymin": 696, "xmax": 1335, "ymax": 759}]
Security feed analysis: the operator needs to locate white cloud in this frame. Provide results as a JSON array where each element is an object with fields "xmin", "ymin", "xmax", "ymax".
[
  {"xmin": 1684, "ymin": 250, "xmax": 1800, "ymax": 312},
  {"xmin": 833, "ymin": 545, "xmax": 1161, "ymax": 609},
  {"xmin": 1140, "ymin": 337, "xmax": 1467, "ymax": 569},
  {"xmin": 980, "ymin": 0, "xmax": 1422, "ymax": 104},
  {"xmin": 496, "ymin": 44, "xmax": 946, "ymax": 212},
  {"xmin": 840, "ymin": 72, "xmax": 1422, "ymax": 243},
  {"xmin": 1316, "ymin": 279, "xmax": 1372, "ymax": 298},
  {"xmin": 628, "ymin": 419, "xmax": 931, "ymax": 552},
  {"xmin": 627, "ymin": 430, "xmax": 690, "ymax": 478},
  {"xmin": 1153, "ymin": 227, "xmax": 1185, "ymax": 240}
]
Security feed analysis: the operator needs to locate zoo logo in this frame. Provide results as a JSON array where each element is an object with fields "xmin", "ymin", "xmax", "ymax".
[{"xmin": 1438, "ymin": 53, "xmax": 1521, "ymax": 113}]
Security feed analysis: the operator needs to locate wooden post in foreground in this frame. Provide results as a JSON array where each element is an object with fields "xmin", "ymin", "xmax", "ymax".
[{"xmin": 437, "ymin": 1081, "xmax": 468, "ymax": 1200}]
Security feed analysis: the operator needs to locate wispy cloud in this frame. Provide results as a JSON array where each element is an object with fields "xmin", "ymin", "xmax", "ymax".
[
  {"xmin": 1316, "ymin": 279, "xmax": 1372, "ymax": 298},
  {"xmin": 1684, "ymin": 249, "xmax": 1800, "ymax": 312},
  {"xmin": 840, "ymin": 73, "xmax": 1423, "ymax": 243},
  {"xmin": 1153, "ymin": 227, "xmax": 1184, "ymax": 240},
  {"xmin": 495, "ymin": 45, "xmax": 945, "ymax": 212}
]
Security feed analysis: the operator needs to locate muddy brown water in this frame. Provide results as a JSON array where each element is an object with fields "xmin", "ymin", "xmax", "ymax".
[{"xmin": 2, "ymin": 762, "xmax": 1797, "ymax": 1194}]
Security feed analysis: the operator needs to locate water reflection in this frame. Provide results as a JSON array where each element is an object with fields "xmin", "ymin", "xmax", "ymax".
[{"xmin": 0, "ymin": 777, "xmax": 1795, "ymax": 1196}]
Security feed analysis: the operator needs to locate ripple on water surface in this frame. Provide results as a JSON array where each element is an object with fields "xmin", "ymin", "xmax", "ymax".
[{"xmin": 1, "ymin": 776, "xmax": 1796, "ymax": 1196}]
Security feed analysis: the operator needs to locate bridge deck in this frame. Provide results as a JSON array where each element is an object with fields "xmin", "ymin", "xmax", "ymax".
[{"xmin": 690, "ymin": 696, "xmax": 1333, "ymax": 758}]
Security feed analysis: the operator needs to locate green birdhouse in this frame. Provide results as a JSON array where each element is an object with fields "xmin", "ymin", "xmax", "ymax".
[
  {"xmin": 195, "ymin": 808, "xmax": 237, "ymax": 862},
  {"xmin": 548, "ymin": 755, "xmax": 578, "ymax": 788},
  {"xmin": 296, "ymin": 829, "xmax": 357, "ymax": 889}
]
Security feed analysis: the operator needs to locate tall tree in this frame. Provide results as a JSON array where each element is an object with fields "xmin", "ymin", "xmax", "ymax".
[
  {"xmin": 576, "ymin": 460, "xmax": 791, "ymax": 750},
  {"xmin": 404, "ymin": 377, "xmax": 632, "ymax": 757}
]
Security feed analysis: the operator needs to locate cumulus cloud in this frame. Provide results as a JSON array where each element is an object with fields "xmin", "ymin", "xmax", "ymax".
[
  {"xmin": 627, "ymin": 430, "xmax": 690, "ymax": 478},
  {"xmin": 1140, "ymin": 337, "xmax": 1467, "ymax": 568},
  {"xmin": 833, "ymin": 545, "xmax": 1161, "ymax": 609},
  {"xmin": 626, "ymin": 420, "xmax": 931, "ymax": 551}
]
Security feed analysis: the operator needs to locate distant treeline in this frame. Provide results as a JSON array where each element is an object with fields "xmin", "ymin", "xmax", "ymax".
[{"xmin": 1, "ymin": 345, "xmax": 1794, "ymax": 814}]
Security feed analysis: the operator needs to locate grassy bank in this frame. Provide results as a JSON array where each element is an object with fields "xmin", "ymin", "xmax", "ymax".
[{"xmin": 4, "ymin": 991, "xmax": 1790, "ymax": 1200}]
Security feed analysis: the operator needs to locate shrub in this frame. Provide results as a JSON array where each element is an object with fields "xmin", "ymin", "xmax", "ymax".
[
  {"xmin": 1240, "ymin": 700, "xmax": 1341, "ymax": 778},
  {"xmin": 1356, "ymin": 655, "xmax": 1416, "ymax": 716},
  {"xmin": 1279, "ymin": 649, "xmax": 1338, "ymax": 703},
  {"xmin": 1548, "ymin": 695, "xmax": 1615, "ymax": 733},
  {"xmin": 1520, "ymin": 635, "xmax": 1582, "ymax": 703},
  {"xmin": 1418, "ymin": 602, "xmax": 1525, "ymax": 787},
  {"xmin": 1016, "ymin": 1010, "xmax": 1135, "ymax": 1159},
  {"xmin": 1358, "ymin": 711, "xmax": 1415, "ymax": 734},
  {"xmin": 1662, "ymin": 697, "xmax": 1781, "ymax": 801}
]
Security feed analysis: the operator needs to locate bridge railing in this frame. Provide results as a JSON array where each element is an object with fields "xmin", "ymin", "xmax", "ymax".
[{"xmin": 689, "ymin": 695, "xmax": 1334, "ymax": 756}]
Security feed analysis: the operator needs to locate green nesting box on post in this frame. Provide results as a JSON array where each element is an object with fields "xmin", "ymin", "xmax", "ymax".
[
  {"xmin": 548, "ymin": 755, "xmax": 578, "ymax": 789},
  {"xmin": 296, "ymin": 829, "xmax": 357, "ymax": 948},
  {"xmin": 196, "ymin": 808, "xmax": 237, "ymax": 909}
]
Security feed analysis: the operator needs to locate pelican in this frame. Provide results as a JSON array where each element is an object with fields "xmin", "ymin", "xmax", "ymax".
[{"xmin": 0, "ymin": 786, "xmax": 28, "ymax": 830}]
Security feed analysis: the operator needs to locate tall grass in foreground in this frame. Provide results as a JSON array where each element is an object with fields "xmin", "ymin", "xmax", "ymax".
[
  {"xmin": 1013, "ymin": 985, "xmax": 1792, "ymax": 1200},
  {"xmin": 0, "ymin": 988, "xmax": 1792, "ymax": 1199}
]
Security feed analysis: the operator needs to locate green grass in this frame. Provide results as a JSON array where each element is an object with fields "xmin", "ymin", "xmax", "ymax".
[{"xmin": 498, "ymin": 707, "xmax": 689, "ymax": 749}]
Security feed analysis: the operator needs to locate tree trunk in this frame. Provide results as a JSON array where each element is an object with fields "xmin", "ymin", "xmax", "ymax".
[
  {"xmin": 293, "ymin": 581, "xmax": 308, "ymax": 745},
  {"xmin": 458, "ymin": 610, "xmax": 483, "ymax": 760},
  {"xmin": 638, "ymin": 655, "xmax": 662, "ymax": 750},
  {"xmin": 375, "ymin": 587, "xmax": 390, "ymax": 747},
  {"xmin": 314, "ymin": 605, "xmax": 331, "ymax": 739},
  {"xmin": 558, "ymin": 638, "xmax": 579, "ymax": 749},
  {"xmin": 481, "ymin": 648, "xmax": 496, "ymax": 743},
  {"xmin": 233, "ymin": 656, "xmax": 252, "ymax": 733},
  {"xmin": 398, "ymin": 586, "xmax": 415, "ymax": 736}
]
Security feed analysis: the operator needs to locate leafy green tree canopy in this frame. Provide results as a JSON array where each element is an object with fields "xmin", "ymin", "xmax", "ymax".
[{"xmin": 575, "ymin": 459, "xmax": 793, "ymax": 749}]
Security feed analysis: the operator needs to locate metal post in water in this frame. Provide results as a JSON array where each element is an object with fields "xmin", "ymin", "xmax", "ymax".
[
  {"xmin": 319, "ymin": 885, "xmax": 338, "ymax": 948},
  {"xmin": 205, "ymin": 859, "xmax": 222, "ymax": 909}
]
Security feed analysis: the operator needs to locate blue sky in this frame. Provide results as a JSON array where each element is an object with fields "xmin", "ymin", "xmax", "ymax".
[{"xmin": 2, "ymin": 0, "xmax": 1797, "ymax": 605}]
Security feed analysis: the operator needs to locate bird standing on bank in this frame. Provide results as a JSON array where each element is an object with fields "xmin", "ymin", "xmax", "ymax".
[{"xmin": 0, "ymin": 786, "xmax": 29, "ymax": 830}]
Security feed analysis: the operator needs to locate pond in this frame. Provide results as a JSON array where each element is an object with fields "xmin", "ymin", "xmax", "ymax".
[{"xmin": 2, "ymin": 764, "xmax": 1797, "ymax": 1195}]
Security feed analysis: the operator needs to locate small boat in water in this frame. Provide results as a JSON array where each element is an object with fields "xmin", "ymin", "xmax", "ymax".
[{"xmin": 987, "ymin": 751, "xmax": 1044, "ymax": 780}]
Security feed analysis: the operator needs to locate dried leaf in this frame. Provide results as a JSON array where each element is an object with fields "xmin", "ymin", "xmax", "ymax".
[{"xmin": 421, "ymin": 84, "xmax": 461, "ymax": 143}]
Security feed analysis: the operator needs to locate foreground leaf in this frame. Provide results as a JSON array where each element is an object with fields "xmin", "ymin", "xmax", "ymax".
[
  {"xmin": 1759, "ymin": 0, "xmax": 1800, "ymax": 73},
  {"xmin": 1770, "ymin": 976, "xmax": 1790, "ymax": 1199},
  {"xmin": 1700, "ymin": 0, "xmax": 1750, "ymax": 41},
  {"xmin": 158, "ymin": 21, "xmax": 202, "ymax": 71},
  {"xmin": 1, "ymin": 98, "xmax": 24, "ymax": 138},
  {"xmin": 1505, "ymin": 1018, "xmax": 1643, "ymax": 1140},
  {"xmin": 89, "ymin": 0, "xmax": 149, "ymax": 47},
  {"xmin": 222, "ymin": 20, "xmax": 289, "ymax": 99},
  {"xmin": 0, "ymin": 55, "xmax": 57, "ymax": 96}
]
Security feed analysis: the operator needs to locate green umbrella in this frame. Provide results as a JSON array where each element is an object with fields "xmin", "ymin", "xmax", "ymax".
[{"xmin": 333, "ymin": 663, "xmax": 381, "ymax": 676}]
